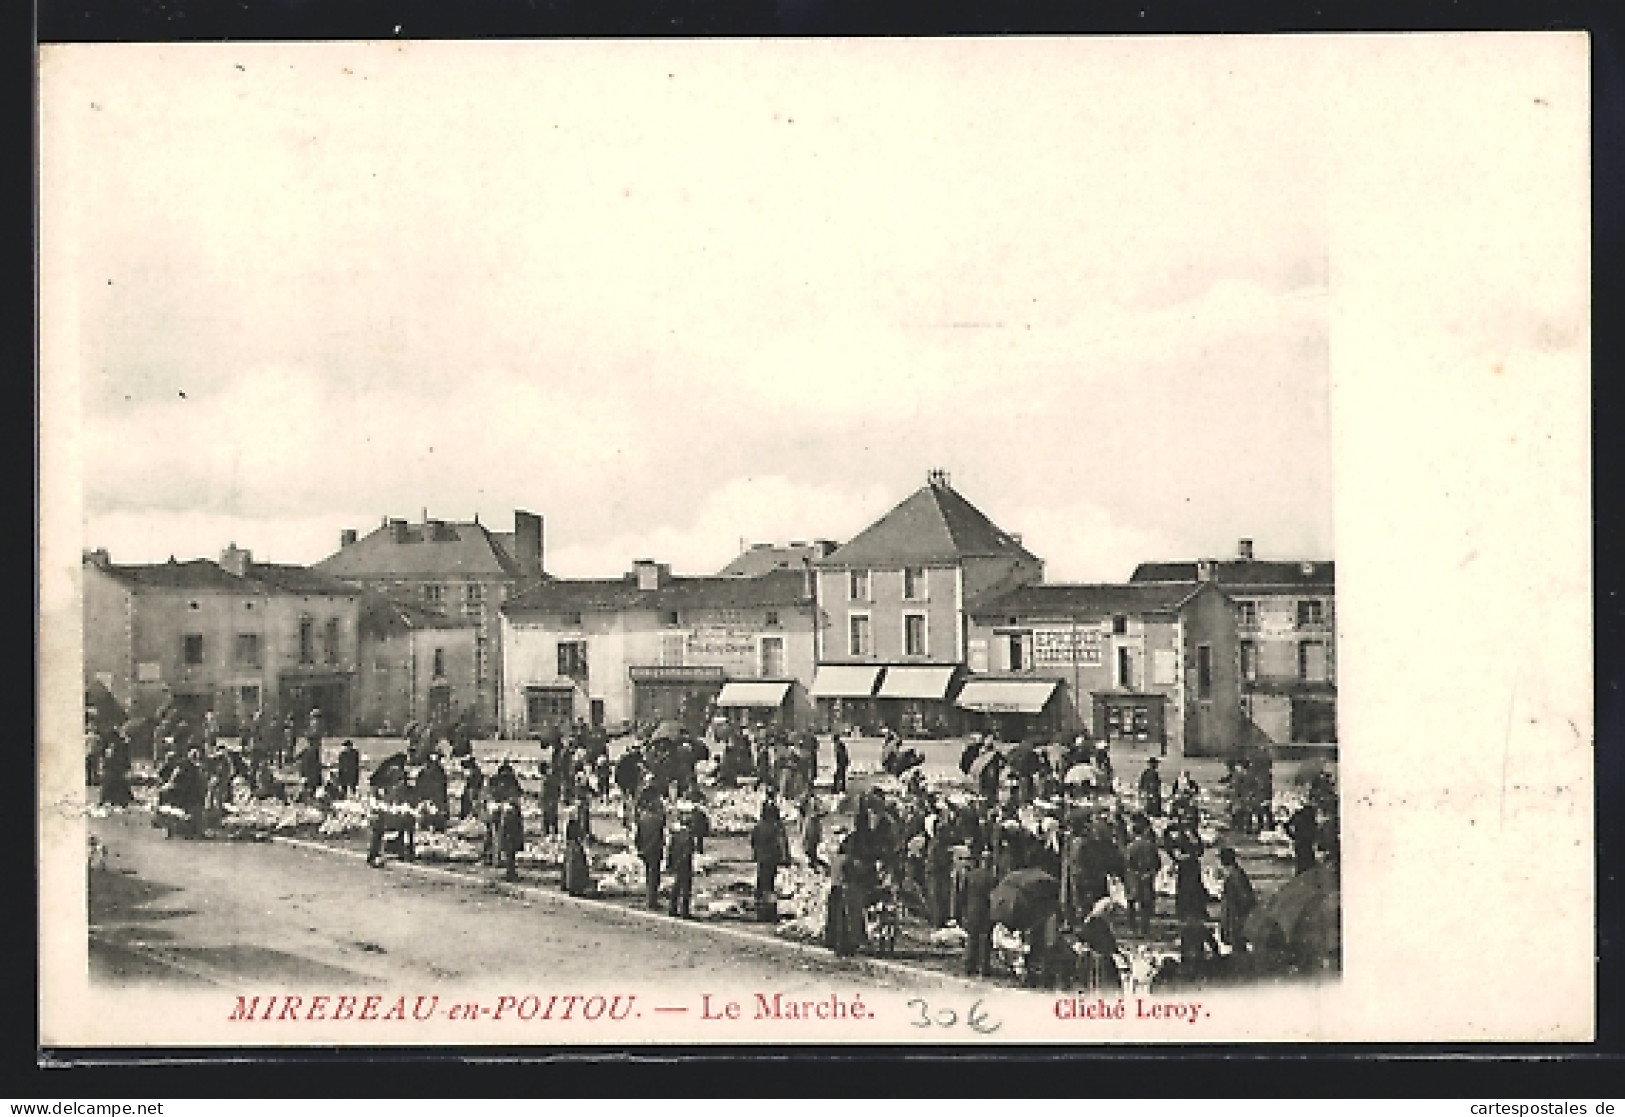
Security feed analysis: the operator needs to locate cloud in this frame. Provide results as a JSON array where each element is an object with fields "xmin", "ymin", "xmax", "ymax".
[{"xmin": 544, "ymin": 474, "xmax": 895, "ymax": 577}]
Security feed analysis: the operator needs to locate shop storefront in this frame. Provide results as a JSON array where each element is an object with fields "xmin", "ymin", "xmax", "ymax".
[
  {"xmin": 628, "ymin": 665, "xmax": 725, "ymax": 736},
  {"xmin": 714, "ymin": 680, "xmax": 795, "ymax": 729},
  {"xmin": 523, "ymin": 682, "xmax": 579, "ymax": 737},
  {"xmin": 277, "ymin": 671, "xmax": 353, "ymax": 733},
  {"xmin": 955, "ymin": 677, "xmax": 1063, "ymax": 742},
  {"xmin": 875, "ymin": 665, "xmax": 960, "ymax": 738},
  {"xmin": 809, "ymin": 665, "xmax": 883, "ymax": 733},
  {"xmin": 1092, "ymin": 690, "xmax": 1167, "ymax": 748}
]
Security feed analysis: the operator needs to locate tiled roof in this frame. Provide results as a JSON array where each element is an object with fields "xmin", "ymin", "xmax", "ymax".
[
  {"xmin": 245, "ymin": 562, "xmax": 360, "ymax": 597},
  {"xmin": 90, "ymin": 558, "xmax": 250, "ymax": 592},
  {"xmin": 505, "ymin": 568, "xmax": 811, "ymax": 615},
  {"xmin": 1129, "ymin": 560, "xmax": 1335, "ymax": 590},
  {"xmin": 316, "ymin": 519, "xmax": 524, "ymax": 580},
  {"xmin": 968, "ymin": 582, "xmax": 1201, "ymax": 619},
  {"xmin": 88, "ymin": 557, "xmax": 358, "ymax": 597},
  {"xmin": 817, "ymin": 482, "xmax": 1039, "ymax": 567},
  {"xmin": 359, "ymin": 591, "xmax": 478, "ymax": 634},
  {"xmin": 718, "ymin": 543, "xmax": 834, "ymax": 577}
]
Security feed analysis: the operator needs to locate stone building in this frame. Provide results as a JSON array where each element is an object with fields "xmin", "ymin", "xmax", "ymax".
[{"xmin": 315, "ymin": 509, "xmax": 547, "ymax": 732}]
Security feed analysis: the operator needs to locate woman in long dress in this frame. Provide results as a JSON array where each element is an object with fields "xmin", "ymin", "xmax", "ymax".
[
  {"xmin": 562, "ymin": 815, "xmax": 594, "ymax": 896},
  {"xmin": 823, "ymin": 833, "xmax": 871, "ymax": 958}
]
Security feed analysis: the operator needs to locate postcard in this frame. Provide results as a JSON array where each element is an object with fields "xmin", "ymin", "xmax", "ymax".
[{"xmin": 38, "ymin": 33, "xmax": 1592, "ymax": 1046}]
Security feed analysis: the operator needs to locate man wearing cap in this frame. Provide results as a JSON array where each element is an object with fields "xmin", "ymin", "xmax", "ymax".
[
  {"xmin": 335, "ymin": 740, "xmax": 361, "ymax": 799},
  {"xmin": 1218, "ymin": 846, "xmax": 1257, "ymax": 954},
  {"xmin": 635, "ymin": 795, "xmax": 667, "ymax": 911},
  {"xmin": 1123, "ymin": 817, "xmax": 1162, "ymax": 936},
  {"xmin": 1138, "ymin": 756, "xmax": 1163, "ymax": 818},
  {"xmin": 956, "ymin": 851, "xmax": 998, "ymax": 978}
]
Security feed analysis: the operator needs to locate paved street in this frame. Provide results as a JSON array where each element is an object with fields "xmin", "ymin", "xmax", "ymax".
[
  {"xmin": 87, "ymin": 802, "xmax": 967, "ymax": 992},
  {"xmin": 93, "ymin": 733, "xmax": 1325, "ymax": 992}
]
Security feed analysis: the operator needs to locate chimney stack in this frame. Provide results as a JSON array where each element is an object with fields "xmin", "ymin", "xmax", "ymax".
[
  {"xmin": 84, "ymin": 548, "xmax": 110, "ymax": 569},
  {"xmin": 220, "ymin": 543, "xmax": 252, "ymax": 577},
  {"xmin": 389, "ymin": 518, "xmax": 409, "ymax": 543},
  {"xmin": 1238, "ymin": 538, "xmax": 1255, "ymax": 561},
  {"xmin": 927, "ymin": 468, "xmax": 951, "ymax": 488},
  {"xmin": 340, "ymin": 528, "xmax": 358, "ymax": 548},
  {"xmin": 632, "ymin": 559, "xmax": 663, "ymax": 592},
  {"xmin": 1196, "ymin": 559, "xmax": 1217, "ymax": 582},
  {"xmin": 514, "ymin": 510, "xmax": 545, "ymax": 577}
]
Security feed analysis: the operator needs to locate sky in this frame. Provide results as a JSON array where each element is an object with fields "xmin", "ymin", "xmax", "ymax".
[{"xmin": 46, "ymin": 38, "xmax": 1334, "ymax": 581}]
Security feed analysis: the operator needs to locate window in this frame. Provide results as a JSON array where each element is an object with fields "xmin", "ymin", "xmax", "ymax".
[
  {"xmin": 660, "ymin": 634, "xmax": 685, "ymax": 667},
  {"xmin": 1007, "ymin": 634, "xmax": 1026, "ymax": 672},
  {"xmin": 465, "ymin": 583, "xmax": 484, "ymax": 602},
  {"xmin": 475, "ymin": 636, "xmax": 489, "ymax": 681},
  {"xmin": 1240, "ymin": 639, "xmax": 1259, "ymax": 682},
  {"xmin": 848, "ymin": 570, "xmax": 869, "ymax": 601},
  {"xmin": 904, "ymin": 614, "xmax": 927, "ymax": 657},
  {"xmin": 903, "ymin": 567, "xmax": 926, "ymax": 600},
  {"xmin": 235, "ymin": 633, "xmax": 261, "ymax": 667},
  {"xmin": 563, "ymin": 611, "xmax": 583, "ymax": 627},
  {"xmin": 424, "ymin": 584, "xmax": 445, "ymax": 607},
  {"xmin": 761, "ymin": 636, "xmax": 786, "ymax": 678},
  {"xmin": 433, "ymin": 648, "xmax": 446, "ymax": 678},
  {"xmin": 764, "ymin": 610, "xmax": 780, "ymax": 628},
  {"xmin": 182, "ymin": 634, "xmax": 205, "ymax": 665},
  {"xmin": 1118, "ymin": 646, "xmax": 1134, "ymax": 689},
  {"xmin": 1297, "ymin": 599, "xmax": 1326, "ymax": 628},
  {"xmin": 1299, "ymin": 640, "xmax": 1329, "ymax": 682},
  {"xmin": 1237, "ymin": 601, "xmax": 1258, "ymax": 627},
  {"xmin": 1196, "ymin": 644, "xmax": 1213, "ymax": 699},
  {"xmin": 239, "ymin": 684, "xmax": 261, "ymax": 708},
  {"xmin": 527, "ymin": 690, "xmax": 573, "ymax": 725},
  {"xmin": 661, "ymin": 610, "xmax": 680, "ymax": 627},
  {"xmin": 299, "ymin": 616, "xmax": 315, "ymax": 664},
  {"xmin": 558, "ymin": 640, "xmax": 589, "ymax": 677},
  {"xmin": 848, "ymin": 614, "xmax": 871, "ymax": 657},
  {"xmin": 325, "ymin": 617, "xmax": 340, "ymax": 664},
  {"xmin": 1112, "ymin": 615, "xmax": 1128, "ymax": 635}
]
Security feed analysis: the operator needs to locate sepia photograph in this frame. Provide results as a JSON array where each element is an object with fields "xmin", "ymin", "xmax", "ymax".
[{"xmin": 38, "ymin": 34, "xmax": 1591, "ymax": 1046}]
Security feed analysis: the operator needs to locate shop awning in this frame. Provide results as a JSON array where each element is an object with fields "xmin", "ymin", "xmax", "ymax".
[
  {"xmin": 715, "ymin": 681, "xmax": 793, "ymax": 708},
  {"xmin": 956, "ymin": 678, "xmax": 1060, "ymax": 714},
  {"xmin": 809, "ymin": 665, "xmax": 883, "ymax": 699},
  {"xmin": 876, "ymin": 666, "xmax": 957, "ymax": 701}
]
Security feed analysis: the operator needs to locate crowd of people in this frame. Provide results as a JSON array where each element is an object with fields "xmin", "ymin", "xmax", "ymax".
[{"xmin": 85, "ymin": 701, "xmax": 1339, "ymax": 989}]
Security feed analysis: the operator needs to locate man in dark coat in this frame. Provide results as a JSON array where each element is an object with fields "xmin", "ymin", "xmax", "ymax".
[
  {"xmin": 459, "ymin": 755, "xmax": 485, "ymax": 819},
  {"xmin": 416, "ymin": 752, "xmax": 450, "ymax": 827},
  {"xmin": 1138, "ymin": 756, "xmax": 1163, "ymax": 818},
  {"xmin": 1124, "ymin": 820, "xmax": 1162, "ymax": 936},
  {"xmin": 160, "ymin": 749, "xmax": 207, "ymax": 838},
  {"xmin": 297, "ymin": 734, "xmax": 324, "ymax": 799},
  {"xmin": 1218, "ymin": 846, "xmax": 1257, "ymax": 954},
  {"xmin": 750, "ymin": 801, "xmax": 788, "ymax": 922},
  {"xmin": 635, "ymin": 799, "xmax": 667, "ymax": 911},
  {"xmin": 335, "ymin": 740, "xmax": 361, "ymax": 799},
  {"xmin": 957, "ymin": 853, "xmax": 998, "ymax": 977},
  {"xmin": 666, "ymin": 816, "xmax": 696, "ymax": 918},
  {"xmin": 1286, "ymin": 802, "xmax": 1319, "ymax": 874},
  {"xmin": 831, "ymin": 733, "xmax": 850, "ymax": 793}
]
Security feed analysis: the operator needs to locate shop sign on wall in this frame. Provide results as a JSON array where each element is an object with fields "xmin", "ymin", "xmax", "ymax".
[
  {"xmin": 684, "ymin": 626, "xmax": 759, "ymax": 667},
  {"xmin": 1032, "ymin": 626, "xmax": 1104, "ymax": 666}
]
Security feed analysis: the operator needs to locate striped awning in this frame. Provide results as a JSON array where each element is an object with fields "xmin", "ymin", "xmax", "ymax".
[
  {"xmin": 715, "ymin": 681, "xmax": 793, "ymax": 708},
  {"xmin": 876, "ymin": 666, "xmax": 957, "ymax": 701},
  {"xmin": 809, "ymin": 665, "xmax": 883, "ymax": 699},
  {"xmin": 956, "ymin": 678, "xmax": 1059, "ymax": 714}
]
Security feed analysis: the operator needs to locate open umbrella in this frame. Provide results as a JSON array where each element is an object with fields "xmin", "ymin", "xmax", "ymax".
[
  {"xmin": 651, "ymin": 719, "xmax": 686, "ymax": 742},
  {"xmin": 369, "ymin": 752, "xmax": 409, "ymax": 788},
  {"xmin": 958, "ymin": 742, "xmax": 983, "ymax": 775},
  {"xmin": 1063, "ymin": 763, "xmax": 1098, "ymax": 787},
  {"xmin": 1245, "ymin": 862, "xmax": 1341, "ymax": 971},
  {"xmin": 1000, "ymin": 741, "xmax": 1040, "ymax": 777},
  {"xmin": 989, "ymin": 868, "xmax": 1061, "ymax": 931}
]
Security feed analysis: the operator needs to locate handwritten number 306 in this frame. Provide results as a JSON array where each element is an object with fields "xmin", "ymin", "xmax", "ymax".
[{"xmin": 906, "ymin": 998, "xmax": 1001, "ymax": 1034}]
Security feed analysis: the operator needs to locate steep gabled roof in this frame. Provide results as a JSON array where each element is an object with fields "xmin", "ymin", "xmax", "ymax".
[
  {"xmin": 316, "ymin": 519, "xmax": 523, "ymax": 580},
  {"xmin": 504, "ymin": 568, "xmax": 810, "ymax": 615},
  {"xmin": 817, "ymin": 482, "xmax": 1039, "ymax": 568},
  {"xmin": 969, "ymin": 581, "xmax": 1204, "ymax": 620},
  {"xmin": 1129, "ymin": 559, "xmax": 1335, "ymax": 591}
]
